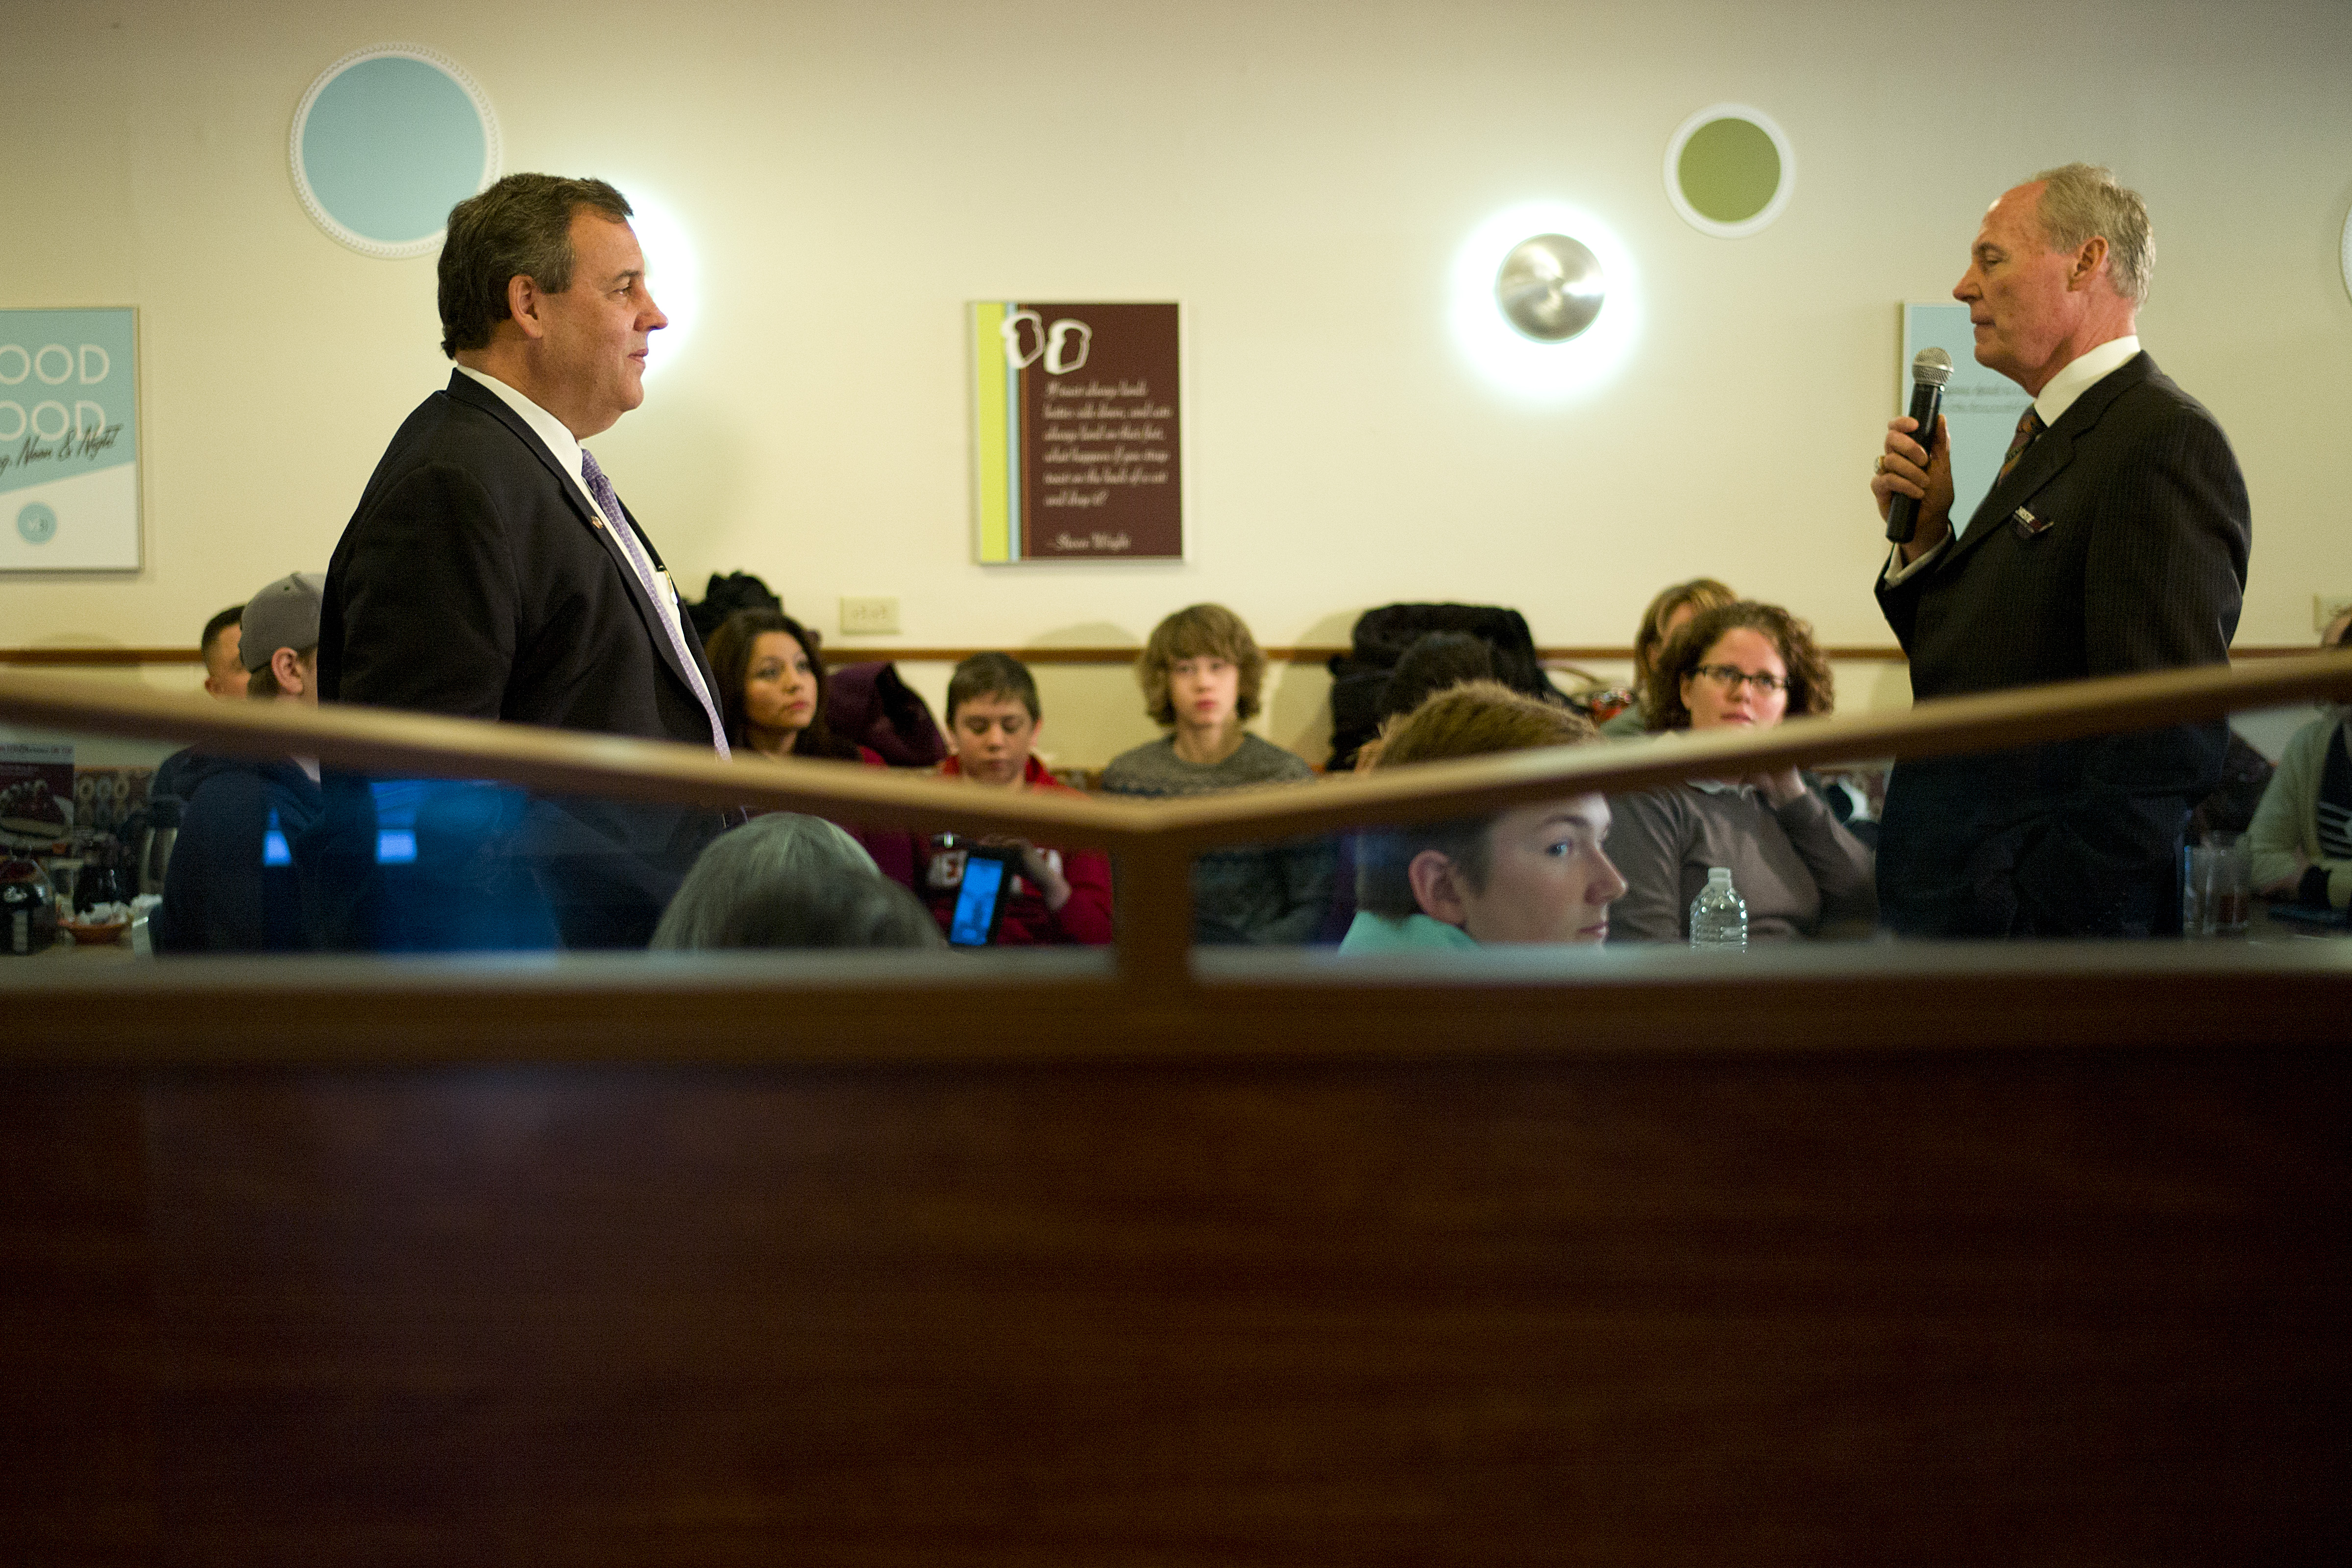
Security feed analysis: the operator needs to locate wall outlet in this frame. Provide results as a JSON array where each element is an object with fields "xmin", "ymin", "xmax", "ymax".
[
  {"xmin": 839, "ymin": 595, "xmax": 901, "ymax": 636},
  {"xmin": 2317, "ymin": 594, "xmax": 2352, "ymax": 635}
]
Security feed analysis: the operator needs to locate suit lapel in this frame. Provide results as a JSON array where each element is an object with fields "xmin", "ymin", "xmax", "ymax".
[
  {"xmin": 1935, "ymin": 350, "xmax": 2156, "ymax": 576},
  {"xmin": 442, "ymin": 372, "xmax": 705, "ymax": 704}
]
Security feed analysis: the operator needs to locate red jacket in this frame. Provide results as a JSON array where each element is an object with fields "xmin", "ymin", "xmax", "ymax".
[{"xmin": 917, "ymin": 756, "xmax": 1115, "ymax": 946}]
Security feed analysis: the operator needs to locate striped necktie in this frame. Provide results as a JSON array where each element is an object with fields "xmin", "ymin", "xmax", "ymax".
[
  {"xmin": 577, "ymin": 448, "xmax": 731, "ymax": 758},
  {"xmin": 1997, "ymin": 406, "xmax": 2045, "ymax": 484}
]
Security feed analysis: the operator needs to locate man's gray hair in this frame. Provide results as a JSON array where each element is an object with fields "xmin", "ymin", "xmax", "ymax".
[
  {"xmin": 2031, "ymin": 163, "xmax": 2152, "ymax": 306},
  {"xmin": 651, "ymin": 812, "xmax": 942, "ymax": 951}
]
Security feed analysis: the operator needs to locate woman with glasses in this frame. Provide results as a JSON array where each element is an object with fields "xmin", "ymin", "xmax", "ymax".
[{"xmin": 1604, "ymin": 601, "xmax": 1876, "ymax": 942}]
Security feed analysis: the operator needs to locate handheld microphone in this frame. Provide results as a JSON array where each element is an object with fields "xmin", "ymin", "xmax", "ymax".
[{"xmin": 1885, "ymin": 347, "xmax": 1953, "ymax": 544}]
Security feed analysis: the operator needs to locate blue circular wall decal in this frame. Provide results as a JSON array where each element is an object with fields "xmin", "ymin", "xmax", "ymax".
[
  {"xmin": 17, "ymin": 503, "xmax": 58, "ymax": 545},
  {"xmin": 290, "ymin": 45, "xmax": 500, "ymax": 258}
]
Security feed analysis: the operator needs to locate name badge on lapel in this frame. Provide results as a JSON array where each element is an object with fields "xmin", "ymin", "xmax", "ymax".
[{"xmin": 2010, "ymin": 506, "xmax": 2055, "ymax": 540}]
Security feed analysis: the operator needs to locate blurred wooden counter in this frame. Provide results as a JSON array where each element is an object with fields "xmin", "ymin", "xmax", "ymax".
[{"xmin": 3, "ymin": 943, "xmax": 2349, "ymax": 1563}]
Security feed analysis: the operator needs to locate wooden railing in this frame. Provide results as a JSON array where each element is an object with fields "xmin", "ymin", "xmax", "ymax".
[{"xmin": 5, "ymin": 650, "xmax": 2352, "ymax": 1000}]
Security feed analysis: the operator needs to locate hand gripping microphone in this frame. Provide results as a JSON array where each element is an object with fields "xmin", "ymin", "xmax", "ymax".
[{"xmin": 1885, "ymin": 346, "xmax": 1953, "ymax": 544}]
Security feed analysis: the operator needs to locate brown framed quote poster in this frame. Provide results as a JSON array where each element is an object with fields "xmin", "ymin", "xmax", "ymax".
[{"xmin": 969, "ymin": 302, "xmax": 1181, "ymax": 562}]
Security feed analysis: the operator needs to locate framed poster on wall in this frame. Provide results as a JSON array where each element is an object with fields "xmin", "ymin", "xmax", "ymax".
[
  {"xmin": 0, "ymin": 307, "xmax": 141, "ymax": 571},
  {"xmin": 969, "ymin": 301, "xmax": 1182, "ymax": 563}
]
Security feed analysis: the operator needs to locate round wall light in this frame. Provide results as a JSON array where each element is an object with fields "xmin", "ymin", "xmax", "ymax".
[
  {"xmin": 1495, "ymin": 233, "xmax": 1607, "ymax": 342},
  {"xmin": 1664, "ymin": 104, "xmax": 1792, "ymax": 238},
  {"xmin": 290, "ymin": 45, "xmax": 500, "ymax": 258},
  {"xmin": 1450, "ymin": 201, "xmax": 1639, "ymax": 400}
]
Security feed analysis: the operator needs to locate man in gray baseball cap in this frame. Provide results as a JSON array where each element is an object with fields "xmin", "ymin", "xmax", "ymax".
[{"xmin": 239, "ymin": 571, "xmax": 326, "ymax": 705}]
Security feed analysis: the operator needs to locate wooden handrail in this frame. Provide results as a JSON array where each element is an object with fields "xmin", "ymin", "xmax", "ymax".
[
  {"xmin": 0, "ymin": 667, "xmax": 1137, "ymax": 848},
  {"xmin": 4, "ymin": 654, "xmax": 2350, "ymax": 850},
  {"xmin": 1145, "ymin": 649, "xmax": 2352, "ymax": 848},
  {"xmin": 8, "ymin": 653, "xmax": 2351, "ymax": 989}
]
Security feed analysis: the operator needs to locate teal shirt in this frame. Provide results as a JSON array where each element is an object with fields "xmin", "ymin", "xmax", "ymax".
[{"xmin": 1337, "ymin": 910, "xmax": 1478, "ymax": 954}]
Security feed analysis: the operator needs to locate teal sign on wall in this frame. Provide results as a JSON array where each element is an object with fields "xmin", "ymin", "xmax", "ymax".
[
  {"xmin": 0, "ymin": 308, "xmax": 140, "ymax": 571},
  {"xmin": 290, "ymin": 45, "xmax": 500, "ymax": 258},
  {"xmin": 1901, "ymin": 302, "xmax": 2033, "ymax": 536}
]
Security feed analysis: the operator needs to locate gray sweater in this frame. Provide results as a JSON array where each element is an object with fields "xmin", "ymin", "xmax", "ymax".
[
  {"xmin": 1605, "ymin": 781, "xmax": 1877, "ymax": 943},
  {"xmin": 1098, "ymin": 735, "xmax": 1335, "ymax": 945}
]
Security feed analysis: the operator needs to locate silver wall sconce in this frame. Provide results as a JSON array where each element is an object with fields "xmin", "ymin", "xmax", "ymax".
[{"xmin": 1494, "ymin": 233, "xmax": 1607, "ymax": 342}]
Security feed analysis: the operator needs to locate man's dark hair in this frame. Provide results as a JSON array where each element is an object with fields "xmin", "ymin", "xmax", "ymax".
[
  {"xmin": 246, "ymin": 645, "xmax": 318, "ymax": 700},
  {"xmin": 438, "ymin": 174, "xmax": 633, "ymax": 358},
  {"xmin": 1377, "ymin": 632, "xmax": 1495, "ymax": 724},
  {"xmin": 200, "ymin": 604, "xmax": 243, "ymax": 659},
  {"xmin": 947, "ymin": 652, "xmax": 1041, "ymax": 723}
]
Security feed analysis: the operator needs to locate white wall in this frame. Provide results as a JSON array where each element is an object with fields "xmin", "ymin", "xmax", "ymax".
[{"xmin": 6, "ymin": 0, "xmax": 2348, "ymax": 734}]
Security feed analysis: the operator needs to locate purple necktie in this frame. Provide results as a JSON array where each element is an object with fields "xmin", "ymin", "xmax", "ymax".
[{"xmin": 578, "ymin": 448, "xmax": 730, "ymax": 758}]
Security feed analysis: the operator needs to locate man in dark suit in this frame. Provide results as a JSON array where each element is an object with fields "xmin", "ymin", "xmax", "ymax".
[
  {"xmin": 1869, "ymin": 163, "xmax": 2251, "ymax": 937},
  {"xmin": 322, "ymin": 174, "xmax": 732, "ymax": 947}
]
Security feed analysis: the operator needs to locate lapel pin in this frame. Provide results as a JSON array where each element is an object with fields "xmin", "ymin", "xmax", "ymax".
[{"xmin": 2011, "ymin": 506, "xmax": 2052, "ymax": 539}]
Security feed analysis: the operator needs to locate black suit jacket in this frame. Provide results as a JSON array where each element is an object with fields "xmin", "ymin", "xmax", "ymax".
[
  {"xmin": 1873, "ymin": 351, "xmax": 2251, "ymax": 937},
  {"xmin": 322, "ymin": 371, "xmax": 729, "ymax": 946}
]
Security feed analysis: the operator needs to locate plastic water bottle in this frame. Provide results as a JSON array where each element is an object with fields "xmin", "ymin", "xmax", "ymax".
[{"xmin": 1689, "ymin": 866, "xmax": 1747, "ymax": 950}]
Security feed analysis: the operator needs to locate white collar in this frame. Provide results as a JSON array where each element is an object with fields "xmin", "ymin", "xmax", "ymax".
[
  {"xmin": 2033, "ymin": 335, "xmax": 2139, "ymax": 429},
  {"xmin": 453, "ymin": 364, "xmax": 592, "ymax": 493}
]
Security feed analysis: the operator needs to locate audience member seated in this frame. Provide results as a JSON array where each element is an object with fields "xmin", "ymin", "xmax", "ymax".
[
  {"xmin": 154, "ymin": 575, "xmax": 327, "ymax": 954},
  {"xmin": 1353, "ymin": 632, "xmax": 1496, "ymax": 773},
  {"xmin": 1600, "ymin": 577, "xmax": 1738, "ymax": 737},
  {"xmin": 1099, "ymin": 604, "xmax": 1334, "ymax": 945},
  {"xmin": 152, "ymin": 603, "xmax": 255, "ymax": 807},
  {"xmin": 702, "ymin": 607, "xmax": 915, "ymax": 885},
  {"xmin": 1605, "ymin": 601, "xmax": 1876, "ymax": 942},
  {"xmin": 1316, "ymin": 631, "xmax": 1500, "ymax": 942},
  {"xmin": 1341, "ymin": 681, "xmax": 1625, "ymax": 951},
  {"xmin": 199, "ymin": 602, "xmax": 246, "ymax": 700},
  {"xmin": 651, "ymin": 813, "xmax": 943, "ymax": 950},
  {"xmin": 1326, "ymin": 602, "xmax": 1562, "ymax": 769},
  {"xmin": 2249, "ymin": 605, "xmax": 2352, "ymax": 910},
  {"xmin": 917, "ymin": 653, "xmax": 1113, "ymax": 946}
]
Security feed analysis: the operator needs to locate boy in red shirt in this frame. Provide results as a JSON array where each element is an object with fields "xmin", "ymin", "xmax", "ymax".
[{"xmin": 922, "ymin": 654, "xmax": 1115, "ymax": 945}]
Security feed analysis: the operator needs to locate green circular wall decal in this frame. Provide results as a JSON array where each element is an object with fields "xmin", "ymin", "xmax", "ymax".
[
  {"xmin": 1665, "ymin": 104, "xmax": 1793, "ymax": 238},
  {"xmin": 290, "ymin": 45, "xmax": 500, "ymax": 259}
]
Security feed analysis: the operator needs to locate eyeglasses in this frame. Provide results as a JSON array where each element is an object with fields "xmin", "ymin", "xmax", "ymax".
[{"xmin": 1692, "ymin": 664, "xmax": 1788, "ymax": 696}]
